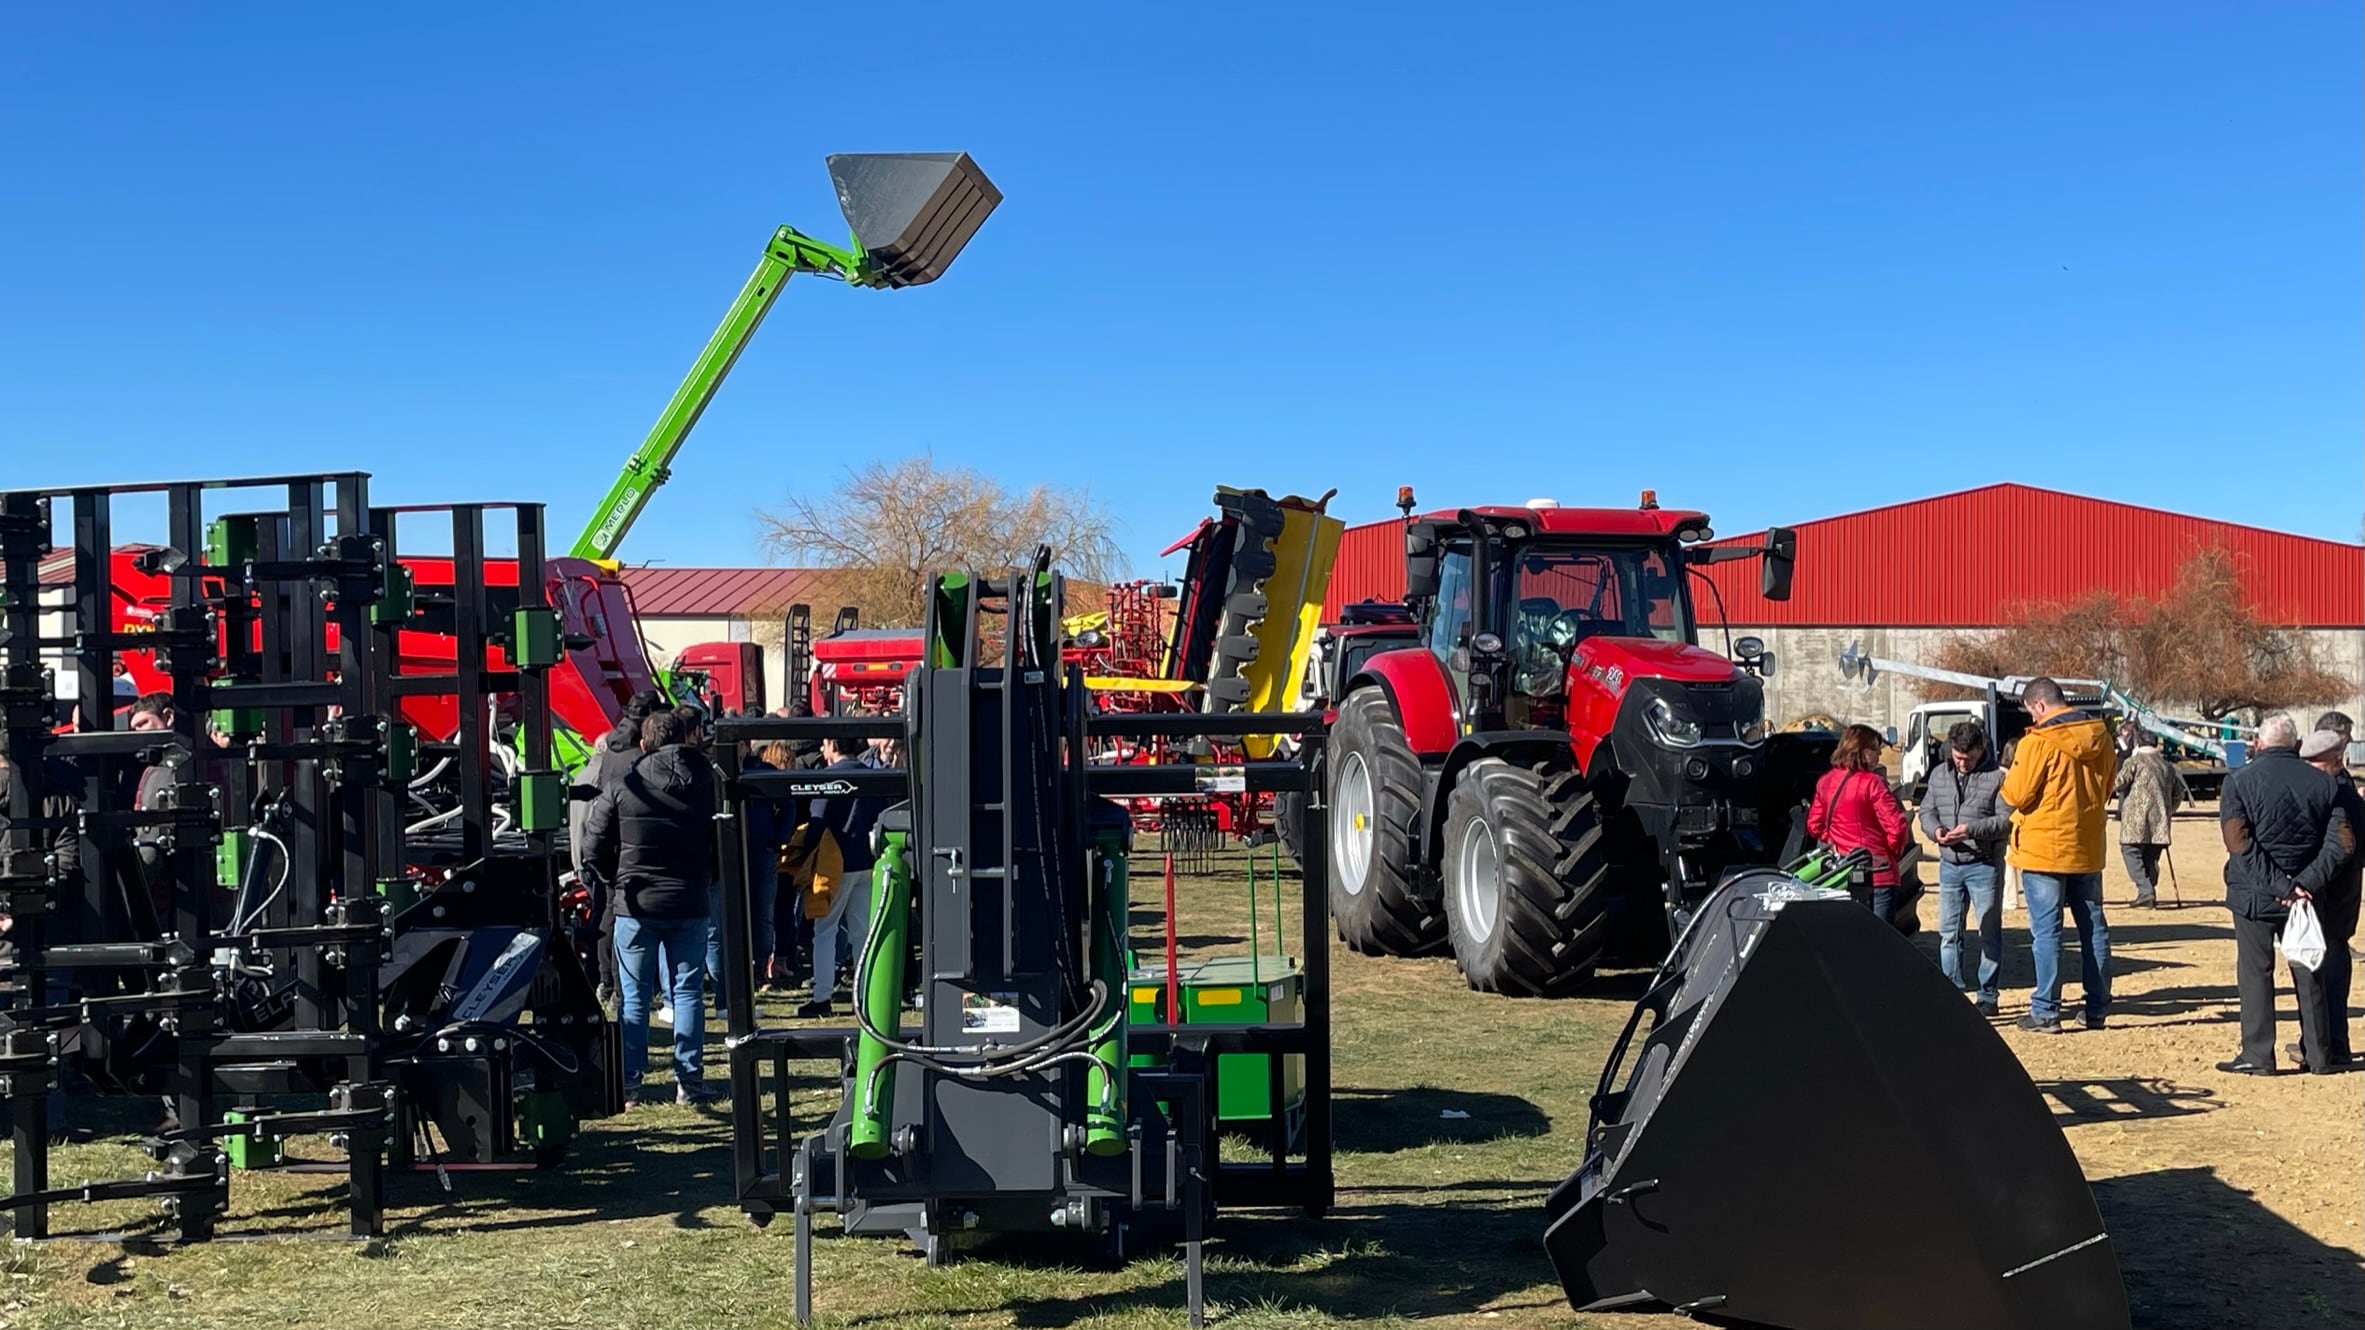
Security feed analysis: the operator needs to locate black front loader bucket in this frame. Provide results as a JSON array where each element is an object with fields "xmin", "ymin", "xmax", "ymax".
[
  {"xmin": 1545, "ymin": 873, "xmax": 2130, "ymax": 1330},
  {"xmin": 826, "ymin": 151, "xmax": 1002, "ymax": 288}
]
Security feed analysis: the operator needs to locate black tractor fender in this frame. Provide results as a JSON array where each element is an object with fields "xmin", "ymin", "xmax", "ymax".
[{"xmin": 1418, "ymin": 730, "xmax": 1579, "ymax": 871}]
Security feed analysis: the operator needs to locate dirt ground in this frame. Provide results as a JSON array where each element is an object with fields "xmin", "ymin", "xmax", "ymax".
[
  {"xmin": 1899, "ymin": 810, "xmax": 2365, "ymax": 1328},
  {"xmin": 5, "ymin": 820, "xmax": 2360, "ymax": 1329}
]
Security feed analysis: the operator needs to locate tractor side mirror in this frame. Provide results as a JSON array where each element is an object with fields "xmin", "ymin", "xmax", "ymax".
[
  {"xmin": 1405, "ymin": 525, "xmax": 1441, "ymax": 601},
  {"xmin": 1756, "ymin": 649, "xmax": 1777, "ymax": 680},
  {"xmin": 1760, "ymin": 526, "xmax": 1797, "ymax": 602}
]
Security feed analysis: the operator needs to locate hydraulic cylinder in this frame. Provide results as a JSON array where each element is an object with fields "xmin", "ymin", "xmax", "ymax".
[
  {"xmin": 848, "ymin": 828, "xmax": 911, "ymax": 1160},
  {"xmin": 1085, "ymin": 830, "xmax": 1129, "ymax": 1156}
]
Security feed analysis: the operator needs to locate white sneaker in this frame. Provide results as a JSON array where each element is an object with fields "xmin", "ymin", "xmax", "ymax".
[{"xmin": 654, "ymin": 1005, "xmax": 675, "ymax": 1026}]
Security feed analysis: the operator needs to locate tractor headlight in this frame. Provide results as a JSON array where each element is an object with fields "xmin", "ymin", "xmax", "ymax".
[
  {"xmin": 1738, "ymin": 717, "xmax": 1770, "ymax": 745},
  {"xmin": 1645, "ymin": 696, "xmax": 1701, "ymax": 748}
]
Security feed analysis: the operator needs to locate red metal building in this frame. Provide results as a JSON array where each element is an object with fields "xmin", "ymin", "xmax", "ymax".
[{"xmin": 1323, "ymin": 484, "xmax": 2365, "ymax": 629}]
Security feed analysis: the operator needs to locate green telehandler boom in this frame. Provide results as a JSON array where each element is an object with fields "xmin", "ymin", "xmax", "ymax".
[{"xmin": 568, "ymin": 152, "xmax": 1001, "ymax": 563}]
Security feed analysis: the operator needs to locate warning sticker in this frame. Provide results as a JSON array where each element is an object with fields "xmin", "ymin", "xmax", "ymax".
[{"xmin": 961, "ymin": 991, "xmax": 1023, "ymax": 1035}]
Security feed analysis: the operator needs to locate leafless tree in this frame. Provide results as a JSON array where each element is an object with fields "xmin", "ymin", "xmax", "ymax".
[
  {"xmin": 1925, "ymin": 547, "xmax": 2347, "ymax": 721},
  {"xmin": 755, "ymin": 454, "xmax": 1123, "ymax": 627}
]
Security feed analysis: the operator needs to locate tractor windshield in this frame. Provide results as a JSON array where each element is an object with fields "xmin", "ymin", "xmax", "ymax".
[{"xmin": 1501, "ymin": 543, "xmax": 1690, "ymax": 701}]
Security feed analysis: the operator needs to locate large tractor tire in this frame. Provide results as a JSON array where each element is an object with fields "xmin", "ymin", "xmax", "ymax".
[
  {"xmin": 1439, "ymin": 756, "xmax": 1611, "ymax": 996},
  {"xmin": 1326, "ymin": 689, "xmax": 1443, "ymax": 956}
]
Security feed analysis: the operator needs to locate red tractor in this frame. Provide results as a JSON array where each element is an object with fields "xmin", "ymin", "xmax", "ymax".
[{"xmin": 1325, "ymin": 497, "xmax": 1827, "ymax": 995}]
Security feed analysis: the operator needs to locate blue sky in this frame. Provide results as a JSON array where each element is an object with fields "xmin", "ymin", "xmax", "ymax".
[{"xmin": 3, "ymin": 4, "xmax": 2357, "ymax": 573}]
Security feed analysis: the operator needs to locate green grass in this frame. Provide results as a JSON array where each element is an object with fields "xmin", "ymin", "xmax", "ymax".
[{"xmin": 6, "ymin": 849, "xmax": 1614, "ymax": 1329}]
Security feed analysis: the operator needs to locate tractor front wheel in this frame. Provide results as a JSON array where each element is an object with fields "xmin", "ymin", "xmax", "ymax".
[
  {"xmin": 1440, "ymin": 756, "xmax": 1610, "ymax": 996},
  {"xmin": 1326, "ymin": 688, "xmax": 1443, "ymax": 956}
]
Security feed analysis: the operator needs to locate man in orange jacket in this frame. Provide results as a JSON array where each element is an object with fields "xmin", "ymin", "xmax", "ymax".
[{"xmin": 1998, "ymin": 677, "xmax": 2119, "ymax": 1034}]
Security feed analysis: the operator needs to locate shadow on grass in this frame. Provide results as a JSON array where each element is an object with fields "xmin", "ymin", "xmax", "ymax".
[
  {"xmin": 1001, "ymin": 1185, "xmax": 1567, "ymax": 1326},
  {"xmin": 1332, "ymin": 1086, "xmax": 1551, "ymax": 1153},
  {"xmin": 2093, "ymin": 1166, "xmax": 2365, "ymax": 1328}
]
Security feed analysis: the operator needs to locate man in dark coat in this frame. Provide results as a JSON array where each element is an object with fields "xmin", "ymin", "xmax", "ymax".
[
  {"xmin": 2300, "ymin": 727, "xmax": 2360, "ymax": 1067},
  {"xmin": 571, "ymin": 690, "xmax": 664, "ymax": 1001},
  {"xmin": 2216, "ymin": 714, "xmax": 2352, "ymax": 1075},
  {"xmin": 580, "ymin": 708, "xmax": 720, "ymax": 1106}
]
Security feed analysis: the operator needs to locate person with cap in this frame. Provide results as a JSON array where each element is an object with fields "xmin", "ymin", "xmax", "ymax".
[
  {"xmin": 2215, "ymin": 713, "xmax": 2352, "ymax": 1075},
  {"xmin": 2299, "ymin": 725, "xmax": 2360, "ymax": 1067},
  {"xmin": 2113, "ymin": 731, "xmax": 2186, "ymax": 909}
]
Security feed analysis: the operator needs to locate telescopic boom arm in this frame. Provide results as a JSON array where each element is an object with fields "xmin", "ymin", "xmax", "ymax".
[{"xmin": 568, "ymin": 227, "xmax": 869, "ymax": 562}]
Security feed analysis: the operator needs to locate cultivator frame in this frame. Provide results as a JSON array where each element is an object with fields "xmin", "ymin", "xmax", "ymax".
[
  {"xmin": 711, "ymin": 567, "xmax": 1332, "ymax": 1328},
  {"xmin": 0, "ymin": 474, "xmax": 616, "ymax": 1243}
]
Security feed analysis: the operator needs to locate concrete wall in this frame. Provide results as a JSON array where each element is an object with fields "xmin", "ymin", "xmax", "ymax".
[{"xmin": 1732, "ymin": 624, "xmax": 2365, "ymax": 737}]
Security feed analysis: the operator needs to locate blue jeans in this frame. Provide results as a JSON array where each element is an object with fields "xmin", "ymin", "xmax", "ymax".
[
  {"xmin": 614, "ymin": 912, "xmax": 708, "ymax": 1089},
  {"xmin": 705, "ymin": 862, "xmax": 778, "ymax": 1006},
  {"xmin": 1937, "ymin": 860, "xmax": 2003, "ymax": 1003},
  {"xmin": 2022, "ymin": 871, "xmax": 2110, "ymax": 1023}
]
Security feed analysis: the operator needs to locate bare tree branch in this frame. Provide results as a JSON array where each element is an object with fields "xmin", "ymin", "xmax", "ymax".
[
  {"xmin": 1922, "ymin": 547, "xmax": 2346, "ymax": 722},
  {"xmin": 754, "ymin": 453, "xmax": 1126, "ymax": 626}
]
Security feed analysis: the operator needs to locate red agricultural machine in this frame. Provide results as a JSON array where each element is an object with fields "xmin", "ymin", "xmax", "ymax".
[
  {"xmin": 98, "ymin": 543, "xmax": 661, "ymax": 754},
  {"xmin": 1061, "ymin": 489, "xmax": 1344, "ymax": 864},
  {"xmin": 1323, "ymin": 493, "xmax": 1833, "ymax": 995}
]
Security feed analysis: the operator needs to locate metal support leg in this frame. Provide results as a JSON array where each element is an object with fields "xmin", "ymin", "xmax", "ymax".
[{"xmin": 794, "ymin": 1195, "xmax": 814, "ymax": 1327}]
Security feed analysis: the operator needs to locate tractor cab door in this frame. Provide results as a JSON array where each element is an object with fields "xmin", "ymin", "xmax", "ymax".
[{"xmin": 1426, "ymin": 540, "xmax": 1477, "ymax": 733}]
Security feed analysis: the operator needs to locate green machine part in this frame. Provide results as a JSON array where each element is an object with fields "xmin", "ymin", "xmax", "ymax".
[
  {"xmin": 1128, "ymin": 958, "xmax": 1305, "ymax": 1130},
  {"xmin": 568, "ymin": 226, "xmax": 868, "ymax": 564},
  {"xmin": 223, "ymin": 1109, "xmax": 283, "ymax": 1170},
  {"xmin": 848, "ymin": 826, "xmax": 913, "ymax": 1160},
  {"xmin": 1085, "ymin": 827, "xmax": 1129, "ymax": 1156},
  {"xmin": 506, "ymin": 606, "xmax": 566, "ymax": 832},
  {"xmin": 519, "ymin": 1090, "xmax": 576, "ymax": 1155}
]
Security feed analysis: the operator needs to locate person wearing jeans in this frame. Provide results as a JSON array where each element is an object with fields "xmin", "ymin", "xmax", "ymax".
[
  {"xmin": 1997, "ymin": 678, "xmax": 2120, "ymax": 1032},
  {"xmin": 579, "ymin": 708, "xmax": 722, "ymax": 1105},
  {"xmin": 2019, "ymin": 870, "xmax": 2110, "ymax": 1026},
  {"xmin": 615, "ymin": 912, "xmax": 707, "ymax": 1096},
  {"xmin": 1920, "ymin": 720, "xmax": 2011, "ymax": 1016}
]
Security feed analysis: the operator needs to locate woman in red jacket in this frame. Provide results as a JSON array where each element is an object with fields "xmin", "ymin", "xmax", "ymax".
[{"xmin": 1807, "ymin": 724, "xmax": 1913, "ymax": 923}]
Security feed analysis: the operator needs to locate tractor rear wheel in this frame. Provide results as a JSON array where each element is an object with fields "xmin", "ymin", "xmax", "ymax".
[
  {"xmin": 1326, "ymin": 688, "xmax": 1443, "ymax": 956},
  {"xmin": 1440, "ymin": 756, "xmax": 1610, "ymax": 996}
]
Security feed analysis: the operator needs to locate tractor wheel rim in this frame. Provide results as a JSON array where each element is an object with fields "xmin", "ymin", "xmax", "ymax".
[
  {"xmin": 1334, "ymin": 751, "xmax": 1374, "ymax": 896},
  {"xmin": 1456, "ymin": 814, "xmax": 1500, "ymax": 943}
]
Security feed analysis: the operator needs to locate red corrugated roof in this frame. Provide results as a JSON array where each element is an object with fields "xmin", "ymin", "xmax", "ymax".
[
  {"xmin": 616, "ymin": 566, "xmax": 851, "ymax": 618},
  {"xmin": 1326, "ymin": 484, "xmax": 2365, "ymax": 628},
  {"xmin": 1697, "ymin": 484, "xmax": 2363, "ymax": 628}
]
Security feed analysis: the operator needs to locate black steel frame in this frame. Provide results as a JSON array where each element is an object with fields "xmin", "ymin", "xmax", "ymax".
[{"xmin": 709, "ymin": 689, "xmax": 1332, "ymax": 1325}]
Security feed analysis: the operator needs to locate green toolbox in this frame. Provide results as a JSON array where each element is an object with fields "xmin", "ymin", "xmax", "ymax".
[{"xmin": 1129, "ymin": 955, "xmax": 1305, "ymax": 1135}]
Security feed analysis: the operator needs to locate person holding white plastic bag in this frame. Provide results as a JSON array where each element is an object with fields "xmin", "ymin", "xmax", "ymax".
[
  {"xmin": 2296, "ymin": 727, "xmax": 2361, "ymax": 1067},
  {"xmin": 2216, "ymin": 715, "xmax": 2352, "ymax": 1076}
]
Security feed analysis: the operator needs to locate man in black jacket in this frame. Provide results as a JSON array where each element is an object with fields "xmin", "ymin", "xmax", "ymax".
[
  {"xmin": 570, "ymin": 690, "xmax": 663, "ymax": 1003},
  {"xmin": 2300, "ymin": 727, "xmax": 2360, "ymax": 1066},
  {"xmin": 2216, "ymin": 714, "xmax": 2353, "ymax": 1075},
  {"xmin": 580, "ymin": 708, "xmax": 721, "ymax": 1106}
]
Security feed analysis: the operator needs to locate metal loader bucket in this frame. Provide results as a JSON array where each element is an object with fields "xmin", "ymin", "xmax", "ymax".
[
  {"xmin": 825, "ymin": 152, "xmax": 1002, "ymax": 288},
  {"xmin": 1544, "ymin": 872, "xmax": 2130, "ymax": 1330}
]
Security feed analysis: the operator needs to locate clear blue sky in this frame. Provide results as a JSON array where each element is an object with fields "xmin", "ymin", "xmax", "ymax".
[{"xmin": 4, "ymin": 5, "xmax": 2357, "ymax": 573}]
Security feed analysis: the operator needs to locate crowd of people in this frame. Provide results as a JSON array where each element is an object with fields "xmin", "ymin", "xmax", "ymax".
[
  {"xmin": 1806, "ymin": 678, "xmax": 2360, "ymax": 1074},
  {"xmin": 569, "ymin": 691, "xmax": 897, "ymax": 1108}
]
